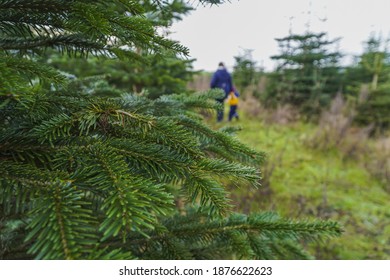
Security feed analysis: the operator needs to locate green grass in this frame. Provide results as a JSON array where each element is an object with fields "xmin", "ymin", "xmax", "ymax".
[{"xmin": 210, "ymin": 112, "xmax": 390, "ymax": 259}]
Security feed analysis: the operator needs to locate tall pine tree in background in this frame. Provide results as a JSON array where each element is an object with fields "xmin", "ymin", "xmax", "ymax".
[
  {"xmin": 232, "ymin": 49, "xmax": 262, "ymax": 97},
  {"xmin": 0, "ymin": 0, "xmax": 341, "ymax": 259},
  {"xmin": 344, "ymin": 34, "xmax": 390, "ymax": 131},
  {"xmin": 359, "ymin": 34, "xmax": 390, "ymax": 91},
  {"xmin": 355, "ymin": 35, "xmax": 390, "ymax": 131},
  {"xmin": 345, "ymin": 34, "xmax": 390, "ymax": 93},
  {"xmin": 265, "ymin": 32, "xmax": 342, "ymax": 116},
  {"xmin": 41, "ymin": 48, "xmax": 196, "ymax": 98}
]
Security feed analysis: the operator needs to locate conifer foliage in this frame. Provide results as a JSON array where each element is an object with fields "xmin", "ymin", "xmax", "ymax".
[
  {"xmin": 0, "ymin": 0, "xmax": 341, "ymax": 259},
  {"xmin": 266, "ymin": 32, "xmax": 342, "ymax": 116}
]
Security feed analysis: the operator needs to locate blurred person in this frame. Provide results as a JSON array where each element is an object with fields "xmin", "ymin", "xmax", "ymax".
[
  {"xmin": 210, "ymin": 62, "xmax": 233, "ymax": 122},
  {"xmin": 227, "ymin": 87, "xmax": 240, "ymax": 121}
]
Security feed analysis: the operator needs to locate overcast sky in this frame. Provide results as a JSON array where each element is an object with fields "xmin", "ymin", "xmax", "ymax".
[{"xmin": 169, "ymin": 0, "xmax": 390, "ymax": 72}]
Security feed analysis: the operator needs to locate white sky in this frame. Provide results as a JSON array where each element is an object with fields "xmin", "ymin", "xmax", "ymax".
[{"xmin": 169, "ymin": 0, "xmax": 390, "ymax": 72}]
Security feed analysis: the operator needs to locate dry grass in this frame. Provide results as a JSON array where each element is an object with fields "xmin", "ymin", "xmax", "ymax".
[
  {"xmin": 306, "ymin": 88, "xmax": 389, "ymax": 190},
  {"xmin": 265, "ymin": 104, "xmax": 300, "ymax": 125},
  {"xmin": 240, "ymin": 93, "xmax": 299, "ymax": 125},
  {"xmin": 187, "ymin": 73, "xmax": 211, "ymax": 91},
  {"xmin": 308, "ymin": 90, "xmax": 373, "ymax": 159},
  {"xmin": 239, "ymin": 93, "xmax": 263, "ymax": 118},
  {"xmin": 365, "ymin": 136, "xmax": 390, "ymax": 191}
]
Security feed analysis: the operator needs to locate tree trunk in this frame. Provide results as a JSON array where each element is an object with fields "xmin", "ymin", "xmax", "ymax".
[{"xmin": 372, "ymin": 73, "xmax": 379, "ymax": 91}]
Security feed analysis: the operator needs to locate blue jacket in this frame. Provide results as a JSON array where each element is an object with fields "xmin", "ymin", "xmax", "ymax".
[{"xmin": 210, "ymin": 68, "xmax": 233, "ymax": 99}]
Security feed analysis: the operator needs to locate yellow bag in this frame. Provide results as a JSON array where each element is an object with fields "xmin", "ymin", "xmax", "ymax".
[{"xmin": 227, "ymin": 91, "xmax": 239, "ymax": 105}]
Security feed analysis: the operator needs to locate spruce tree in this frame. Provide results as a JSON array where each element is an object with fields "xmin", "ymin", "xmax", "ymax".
[
  {"xmin": 345, "ymin": 34, "xmax": 390, "ymax": 93},
  {"xmin": 355, "ymin": 85, "xmax": 390, "ymax": 132},
  {"xmin": 232, "ymin": 49, "xmax": 262, "ymax": 98},
  {"xmin": 360, "ymin": 34, "xmax": 390, "ymax": 91},
  {"xmin": 344, "ymin": 34, "xmax": 390, "ymax": 131},
  {"xmin": 0, "ymin": 0, "xmax": 342, "ymax": 259},
  {"xmin": 266, "ymin": 32, "xmax": 343, "ymax": 116},
  {"xmin": 40, "ymin": 46, "xmax": 196, "ymax": 98}
]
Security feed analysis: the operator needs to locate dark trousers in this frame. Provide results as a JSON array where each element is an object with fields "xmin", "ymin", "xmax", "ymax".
[
  {"xmin": 228, "ymin": 105, "xmax": 238, "ymax": 121},
  {"xmin": 216, "ymin": 98, "xmax": 224, "ymax": 122}
]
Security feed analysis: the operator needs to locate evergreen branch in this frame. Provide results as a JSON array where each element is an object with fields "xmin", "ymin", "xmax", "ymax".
[
  {"xmin": 0, "ymin": 35, "xmax": 105, "ymax": 53},
  {"xmin": 136, "ymin": 117, "xmax": 201, "ymax": 159},
  {"xmin": 0, "ymin": 0, "xmax": 71, "ymax": 12},
  {"xmin": 0, "ymin": 133, "xmax": 54, "ymax": 165},
  {"xmin": 154, "ymin": 89, "xmax": 222, "ymax": 114},
  {"xmin": 197, "ymin": 158, "xmax": 261, "ymax": 186},
  {"xmin": 222, "ymin": 230, "xmax": 255, "ymax": 259},
  {"xmin": 0, "ymin": 0, "xmax": 189, "ymax": 58},
  {"xmin": 183, "ymin": 175, "xmax": 232, "ymax": 216},
  {"xmin": 25, "ymin": 182, "xmax": 98, "ymax": 259},
  {"xmin": 80, "ymin": 144, "xmax": 174, "ymax": 241},
  {"xmin": 88, "ymin": 247, "xmax": 135, "ymax": 260},
  {"xmin": 110, "ymin": 138, "xmax": 193, "ymax": 182},
  {"xmin": 203, "ymin": 144, "xmax": 242, "ymax": 163},
  {"xmin": 110, "ymin": 47, "xmax": 146, "ymax": 63},
  {"xmin": 177, "ymin": 115, "xmax": 266, "ymax": 165},
  {"xmin": 0, "ymin": 55, "xmax": 65, "ymax": 90},
  {"xmin": 160, "ymin": 237, "xmax": 194, "ymax": 260},
  {"xmin": 128, "ymin": 211, "xmax": 342, "ymax": 260},
  {"xmin": 72, "ymin": 98, "xmax": 156, "ymax": 135},
  {"xmin": 198, "ymin": 0, "xmax": 227, "ymax": 5},
  {"xmin": 31, "ymin": 113, "xmax": 74, "ymax": 145},
  {"xmin": 168, "ymin": 212, "xmax": 343, "ymax": 243},
  {"xmin": 0, "ymin": 160, "xmax": 69, "ymax": 189},
  {"xmin": 268, "ymin": 239, "xmax": 313, "ymax": 260},
  {"xmin": 115, "ymin": 109, "xmax": 155, "ymax": 128}
]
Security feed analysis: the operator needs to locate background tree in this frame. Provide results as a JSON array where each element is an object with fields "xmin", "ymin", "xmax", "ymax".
[
  {"xmin": 42, "ymin": 50, "xmax": 196, "ymax": 99},
  {"xmin": 0, "ymin": 0, "xmax": 341, "ymax": 260},
  {"xmin": 354, "ymin": 84, "xmax": 390, "ymax": 132},
  {"xmin": 232, "ymin": 49, "xmax": 263, "ymax": 97},
  {"xmin": 360, "ymin": 34, "xmax": 390, "ymax": 91},
  {"xmin": 343, "ymin": 34, "xmax": 390, "ymax": 131},
  {"xmin": 264, "ymin": 32, "xmax": 343, "ymax": 116},
  {"xmin": 344, "ymin": 34, "xmax": 390, "ymax": 94}
]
